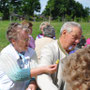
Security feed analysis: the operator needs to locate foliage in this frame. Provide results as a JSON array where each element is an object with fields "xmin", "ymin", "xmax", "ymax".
[
  {"xmin": 0, "ymin": 0, "xmax": 9, "ymax": 19},
  {"xmin": 21, "ymin": 0, "xmax": 40, "ymax": 16},
  {"xmin": 0, "ymin": 0, "xmax": 41, "ymax": 20},
  {"xmin": 43, "ymin": 0, "xmax": 90, "ymax": 20},
  {"xmin": 0, "ymin": 12, "xmax": 3, "ymax": 17}
]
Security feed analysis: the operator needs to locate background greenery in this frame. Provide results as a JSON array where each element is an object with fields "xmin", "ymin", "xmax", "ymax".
[
  {"xmin": 0, "ymin": 21, "xmax": 90, "ymax": 51},
  {"xmin": 0, "ymin": 0, "xmax": 90, "ymax": 21}
]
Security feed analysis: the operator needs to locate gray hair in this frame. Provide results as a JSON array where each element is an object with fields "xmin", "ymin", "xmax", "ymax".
[
  {"xmin": 43, "ymin": 25, "xmax": 55, "ymax": 38},
  {"xmin": 6, "ymin": 23, "xmax": 29, "ymax": 42},
  {"xmin": 60, "ymin": 22, "xmax": 82, "ymax": 35}
]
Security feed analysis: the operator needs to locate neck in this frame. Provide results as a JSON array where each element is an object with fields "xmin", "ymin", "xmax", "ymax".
[{"xmin": 59, "ymin": 37, "xmax": 69, "ymax": 53}]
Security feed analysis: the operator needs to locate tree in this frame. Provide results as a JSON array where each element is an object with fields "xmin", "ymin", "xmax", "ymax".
[
  {"xmin": 43, "ymin": 0, "xmax": 90, "ymax": 20},
  {"xmin": 0, "ymin": 0, "xmax": 9, "ymax": 19},
  {"xmin": 21, "ymin": 0, "xmax": 41, "ymax": 17},
  {"xmin": 0, "ymin": 0, "xmax": 41, "ymax": 20}
]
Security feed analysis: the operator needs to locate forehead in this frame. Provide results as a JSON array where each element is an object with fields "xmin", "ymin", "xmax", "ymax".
[
  {"xmin": 18, "ymin": 30, "xmax": 28, "ymax": 38},
  {"xmin": 70, "ymin": 26, "xmax": 82, "ymax": 35}
]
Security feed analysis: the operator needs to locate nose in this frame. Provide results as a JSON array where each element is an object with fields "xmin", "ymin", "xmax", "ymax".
[{"xmin": 75, "ymin": 39, "xmax": 80, "ymax": 44}]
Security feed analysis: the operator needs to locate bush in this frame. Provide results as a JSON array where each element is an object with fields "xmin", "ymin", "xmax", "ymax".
[{"xmin": 0, "ymin": 12, "xmax": 3, "ymax": 20}]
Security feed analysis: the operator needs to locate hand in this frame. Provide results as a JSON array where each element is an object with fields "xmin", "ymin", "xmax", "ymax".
[
  {"xmin": 26, "ymin": 81, "xmax": 37, "ymax": 90},
  {"xmin": 45, "ymin": 64, "xmax": 57, "ymax": 74}
]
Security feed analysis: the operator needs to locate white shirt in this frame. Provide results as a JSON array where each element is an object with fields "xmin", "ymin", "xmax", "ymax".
[{"xmin": 0, "ymin": 44, "xmax": 37, "ymax": 90}]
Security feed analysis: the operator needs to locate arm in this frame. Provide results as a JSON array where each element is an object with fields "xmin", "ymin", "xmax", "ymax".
[
  {"xmin": 0, "ymin": 51, "xmax": 57, "ymax": 82},
  {"xmin": 30, "ymin": 64, "xmax": 57, "ymax": 77},
  {"xmin": 0, "ymin": 53, "xmax": 31, "ymax": 81},
  {"xmin": 37, "ymin": 45, "xmax": 58, "ymax": 90},
  {"xmin": 37, "ymin": 74, "xmax": 58, "ymax": 90},
  {"xmin": 30, "ymin": 49, "xmax": 57, "ymax": 78}
]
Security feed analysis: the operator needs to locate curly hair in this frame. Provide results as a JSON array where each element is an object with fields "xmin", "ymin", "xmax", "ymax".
[{"xmin": 62, "ymin": 45, "xmax": 90, "ymax": 90}]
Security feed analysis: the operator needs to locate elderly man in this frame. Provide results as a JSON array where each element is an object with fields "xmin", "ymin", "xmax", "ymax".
[
  {"xmin": 37, "ymin": 21, "xmax": 82, "ymax": 90},
  {"xmin": 0, "ymin": 23, "xmax": 57, "ymax": 90}
]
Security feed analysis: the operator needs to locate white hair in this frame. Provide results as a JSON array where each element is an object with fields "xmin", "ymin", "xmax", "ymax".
[{"xmin": 60, "ymin": 22, "xmax": 82, "ymax": 35}]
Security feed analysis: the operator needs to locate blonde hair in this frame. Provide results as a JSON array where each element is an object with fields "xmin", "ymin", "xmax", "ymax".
[
  {"xmin": 62, "ymin": 45, "xmax": 90, "ymax": 90},
  {"xmin": 21, "ymin": 20, "xmax": 33, "ymax": 28},
  {"xmin": 40, "ymin": 21, "xmax": 50, "ymax": 30}
]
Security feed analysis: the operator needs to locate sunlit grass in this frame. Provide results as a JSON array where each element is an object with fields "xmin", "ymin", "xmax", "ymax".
[{"xmin": 0, "ymin": 20, "xmax": 90, "ymax": 51}]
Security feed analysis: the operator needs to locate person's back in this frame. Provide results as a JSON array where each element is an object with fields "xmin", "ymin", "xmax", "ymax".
[{"xmin": 35, "ymin": 37, "xmax": 54, "ymax": 62}]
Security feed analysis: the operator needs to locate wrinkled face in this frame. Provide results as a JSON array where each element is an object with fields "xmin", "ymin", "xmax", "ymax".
[
  {"xmin": 12, "ymin": 30, "xmax": 30, "ymax": 53},
  {"xmin": 63, "ymin": 26, "xmax": 82, "ymax": 50}
]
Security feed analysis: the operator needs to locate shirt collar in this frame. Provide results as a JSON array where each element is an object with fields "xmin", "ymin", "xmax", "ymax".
[{"xmin": 57, "ymin": 39, "xmax": 68, "ymax": 55}]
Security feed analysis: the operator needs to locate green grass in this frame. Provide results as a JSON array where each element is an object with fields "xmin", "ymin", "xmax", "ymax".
[{"xmin": 0, "ymin": 20, "xmax": 90, "ymax": 51}]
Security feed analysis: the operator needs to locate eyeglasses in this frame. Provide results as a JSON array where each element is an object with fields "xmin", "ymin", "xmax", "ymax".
[{"xmin": 23, "ymin": 38, "xmax": 30, "ymax": 42}]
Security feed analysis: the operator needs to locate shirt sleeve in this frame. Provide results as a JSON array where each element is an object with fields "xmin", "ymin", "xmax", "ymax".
[
  {"xmin": 36, "ymin": 45, "xmax": 58, "ymax": 90},
  {"xmin": 0, "ymin": 53, "xmax": 31, "ymax": 81}
]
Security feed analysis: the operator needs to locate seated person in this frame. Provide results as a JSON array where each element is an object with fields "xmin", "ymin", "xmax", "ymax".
[
  {"xmin": 62, "ymin": 45, "xmax": 90, "ymax": 90},
  {"xmin": 0, "ymin": 23, "xmax": 57, "ymax": 90}
]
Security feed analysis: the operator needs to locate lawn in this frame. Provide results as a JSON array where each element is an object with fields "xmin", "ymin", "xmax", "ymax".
[{"xmin": 0, "ymin": 20, "xmax": 90, "ymax": 51}]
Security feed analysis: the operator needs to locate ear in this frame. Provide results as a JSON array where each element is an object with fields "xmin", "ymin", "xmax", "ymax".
[
  {"xmin": 11, "ymin": 39, "xmax": 16, "ymax": 45},
  {"xmin": 62, "ymin": 30, "xmax": 67, "ymax": 35}
]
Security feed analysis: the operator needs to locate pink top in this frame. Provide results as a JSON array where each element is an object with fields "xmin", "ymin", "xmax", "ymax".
[
  {"xmin": 85, "ymin": 38, "xmax": 90, "ymax": 47},
  {"xmin": 29, "ymin": 35, "xmax": 35, "ymax": 49}
]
